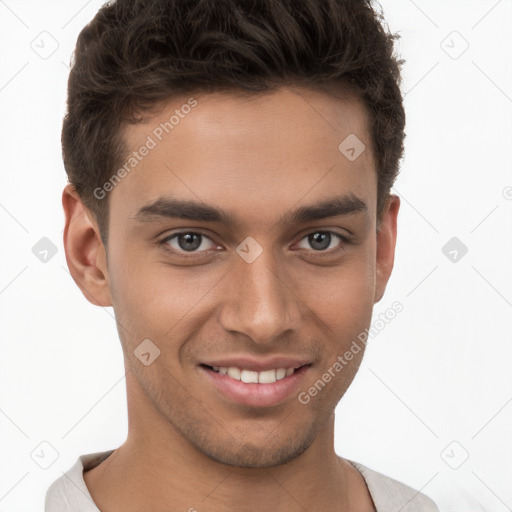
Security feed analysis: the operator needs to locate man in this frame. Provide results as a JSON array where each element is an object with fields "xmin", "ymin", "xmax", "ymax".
[{"xmin": 46, "ymin": 0, "xmax": 439, "ymax": 510}]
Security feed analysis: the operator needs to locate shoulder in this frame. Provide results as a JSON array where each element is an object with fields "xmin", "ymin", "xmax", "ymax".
[
  {"xmin": 348, "ymin": 460, "xmax": 439, "ymax": 512},
  {"xmin": 45, "ymin": 450, "xmax": 114, "ymax": 512}
]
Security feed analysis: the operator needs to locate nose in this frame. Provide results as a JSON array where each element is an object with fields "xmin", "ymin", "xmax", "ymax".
[{"xmin": 218, "ymin": 245, "xmax": 302, "ymax": 345}]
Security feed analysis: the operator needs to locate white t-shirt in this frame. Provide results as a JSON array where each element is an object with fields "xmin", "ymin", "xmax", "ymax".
[{"xmin": 45, "ymin": 450, "xmax": 439, "ymax": 511}]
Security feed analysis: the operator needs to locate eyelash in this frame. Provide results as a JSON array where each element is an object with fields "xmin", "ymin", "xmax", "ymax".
[{"xmin": 159, "ymin": 230, "xmax": 350, "ymax": 259}]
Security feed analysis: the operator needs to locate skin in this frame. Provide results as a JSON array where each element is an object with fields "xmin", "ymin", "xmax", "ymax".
[{"xmin": 63, "ymin": 86, "xmax": 399, "ymax": 511}]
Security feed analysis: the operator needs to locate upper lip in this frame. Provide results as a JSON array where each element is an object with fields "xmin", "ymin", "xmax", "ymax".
[{"xmin": 201, "ymin": 356, "xmax": 312, "ymax": 372}]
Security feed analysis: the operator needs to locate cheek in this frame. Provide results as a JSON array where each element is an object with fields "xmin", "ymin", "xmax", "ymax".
[
  {"xmin": 107, "ymin": 234, "xmax": 376, "ymax": 355},
  {"xmin": 107, "ymin": 247, "xmax": 223, "ymax": 350},
  {"xmin": 106, "ymin": 243, "xmax": 164, "ymax": 345},
  {"xmin": 296, "ymin": 250, "xmax": 376, "ymax": 334}
]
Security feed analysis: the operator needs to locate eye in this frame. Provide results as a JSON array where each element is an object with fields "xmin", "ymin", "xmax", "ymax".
[
  {"xmin": 159, "ymin": 229, "xmax": 349, "ymax": 260},
  {"xmin": 160, "ymin": 232, "xmax": 220, "ymax": 256},
  {"xmin": 295, "ymin": 231, "xmax": 348, "ymax": 253}
]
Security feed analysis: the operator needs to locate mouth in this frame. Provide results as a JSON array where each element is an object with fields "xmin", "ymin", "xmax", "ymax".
[
  {"xmin": 199, "ymin": 362, "xmax": 312, "ymax": 407},
  {"xmin": 205, "ymin": 364, "xmax": 298, "ymax": 383}
]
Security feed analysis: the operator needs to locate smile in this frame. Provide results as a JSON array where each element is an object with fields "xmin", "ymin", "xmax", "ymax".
[{"xmin": 200, "ymin": 363, "xmax": 311, "ymax": 407}]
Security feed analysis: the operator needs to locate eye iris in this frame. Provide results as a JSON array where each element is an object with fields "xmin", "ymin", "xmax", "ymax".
[
  {"xmin": 173, "ymin": 233, "xmax": 335, "ymax": 252},
  {"xmin": 309, "ymin": 232, "xmax": 331, "ymax": 251},
  {"xmin": 178, "ymin": 233, "xmax": 202, "ymax": 251}
]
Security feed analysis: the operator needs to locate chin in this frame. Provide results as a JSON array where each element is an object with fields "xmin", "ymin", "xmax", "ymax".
[{"xmin": 187, "ymin": 425, "xmax": 318, "ymax": 469}]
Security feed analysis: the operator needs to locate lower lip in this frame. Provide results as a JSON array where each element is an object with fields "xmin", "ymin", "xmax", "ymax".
[{"xmin": 199, "ymin": 365, "xmax": 310, "ymax": 408}]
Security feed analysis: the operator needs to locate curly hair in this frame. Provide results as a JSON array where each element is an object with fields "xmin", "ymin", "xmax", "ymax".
[{"xmin": 62, "ymin": 0, "xmax": 405, "ymax": 246}]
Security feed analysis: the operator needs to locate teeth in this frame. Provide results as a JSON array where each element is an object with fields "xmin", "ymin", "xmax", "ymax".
[
  {"xmin": 258, "ymin": 369, "xmax": 276, "ymax": 383},
  {"xmin": 227, "ymin": 367, "xmax": 241, "ymax": 380},
  {"xmin": 211, "ymin": 366, "xmax": 297, "ymax": 383},
  {"xmin": 241, "ymin": 370, "xmax": 258, "ymax": 383}
]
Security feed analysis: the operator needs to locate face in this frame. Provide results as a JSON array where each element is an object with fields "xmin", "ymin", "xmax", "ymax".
[{"xmin": 65, "ymin": 86, "xmax": 399, "ymax": 468}]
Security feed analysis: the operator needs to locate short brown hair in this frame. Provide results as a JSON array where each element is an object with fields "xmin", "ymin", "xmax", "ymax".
[{"xmin": 62, "ymin": 0, "xmax": 405, "ymax": 246}]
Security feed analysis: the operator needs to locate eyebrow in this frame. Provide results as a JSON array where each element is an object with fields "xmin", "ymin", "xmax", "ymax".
[{"xmin": 131, "ymin": 193, "xmax": 368, "ymax": 226}]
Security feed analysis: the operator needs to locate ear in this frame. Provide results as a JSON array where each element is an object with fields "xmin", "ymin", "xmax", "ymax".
[
  {"xmin": 374, "ymin": 194, "xmax": 400, "ymax": 304},
  {"xmin": 62, "ymin": 183, "xmax": 112, "ymax": 307}
]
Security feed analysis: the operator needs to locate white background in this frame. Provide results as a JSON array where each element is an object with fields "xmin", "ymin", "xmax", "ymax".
[{"xmin": 0, "ymin": 0, "xmax": 511, "ymax": 510}]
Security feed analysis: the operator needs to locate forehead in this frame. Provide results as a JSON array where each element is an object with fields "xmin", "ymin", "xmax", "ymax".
[{"xmin": 113, "ymin": 86, "xmax": 376, "ymax": 227}]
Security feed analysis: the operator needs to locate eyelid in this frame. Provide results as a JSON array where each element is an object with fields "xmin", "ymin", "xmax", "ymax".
[
  {"xmin": 159, "ymin": 230, "xmax": 221, "ymax": 257},
  {"xmin": 292, "ymin": 231, "xmax": 349, "ymax": 254},
  {"xmin": 160, "ymin": 229, "xmax": 214, "ymax": 241},
  {"xmin": 159, "ymin": 228, "xmax": 350, "ymax": 258}
]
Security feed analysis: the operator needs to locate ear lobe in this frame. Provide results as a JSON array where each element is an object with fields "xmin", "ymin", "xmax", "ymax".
[
  {"xmin": 62, "ymin": 184, "xmax": 112, "ymax": 307},
  {"xmin": 373, "ymin": 194, "xmax": 400, "ymax": 304}
]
